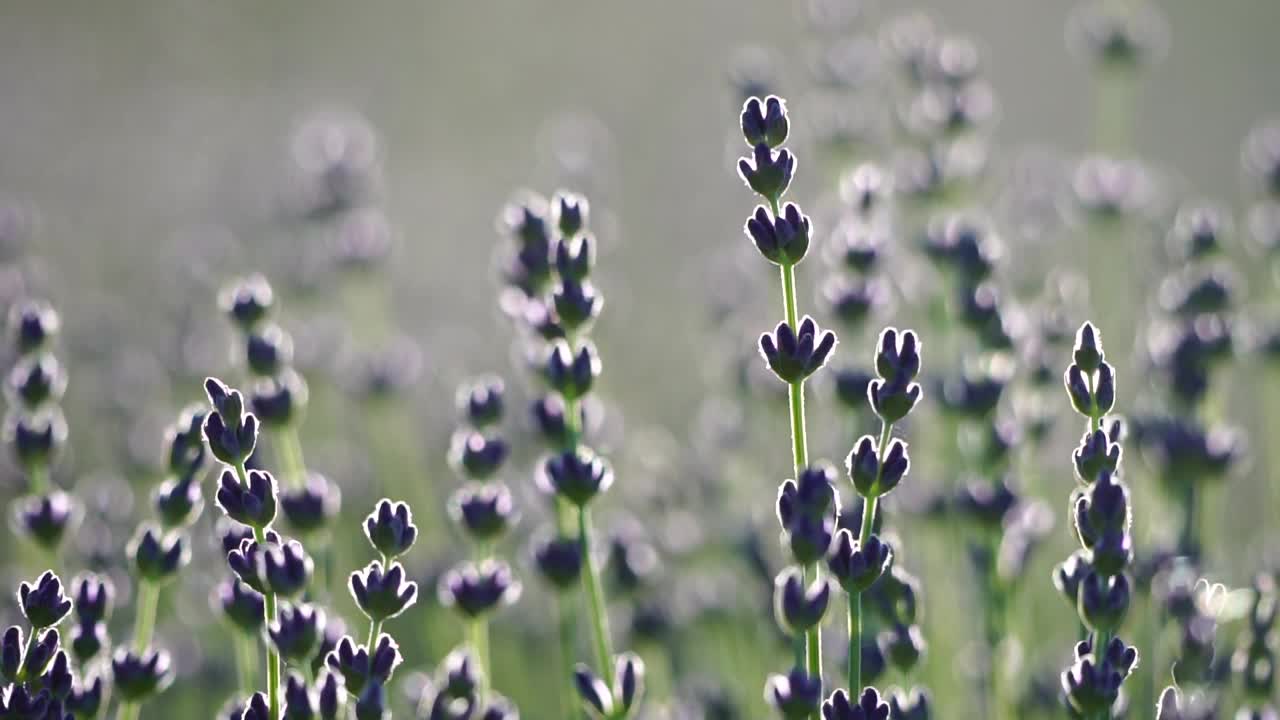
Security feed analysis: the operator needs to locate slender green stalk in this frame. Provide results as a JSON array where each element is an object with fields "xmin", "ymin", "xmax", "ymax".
[
  {"xmin": 276, "ymin": 425, "xmax": 307, "ymax": 489},
  {"xmin": 27, "ymin": 463, "xmax": 47, "ymax": 495},
  {"xmin": 132, "ymin": 582, "xmax": 160, "ymax": 651},
  {"xmin": 578, "ymin": 507, "xmax": 614, "ymax": 686},
  {"xmin": 235, "ymin": 633, "xmax": 256, "ymax": 696},
  {"xmin": 116, "ymin": 703, "xmax": 139, "ymax": 720},
  {"xmin": 17, "ymin": 630, "xmax": 36, "ymax": 682},
  {"xmin": 847, "ymin": 593, "xmax": 862, "ymax": 695},
  {"xmin": 234, "ymin": 460, "xmax": 280, "ymax": 720},
  {"xmin": 557, "ymin": 595, "xmax": 578, "ymax": 719},
  {"xmin": 772, "ymin": 190, "xmax": 822, "ymax": 697},
  {"xmin": 469, "ymin": 618, "xmax": 490, "ymax": 699},
  {"xmin": 849, "ymin": 421, "xmax": 891, "ymax": 694}
]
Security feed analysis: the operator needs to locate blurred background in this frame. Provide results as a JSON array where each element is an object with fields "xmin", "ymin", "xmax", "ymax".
[{"xmin": 0, "ymin": 1, "xmax": 1278, "ymax": 718}]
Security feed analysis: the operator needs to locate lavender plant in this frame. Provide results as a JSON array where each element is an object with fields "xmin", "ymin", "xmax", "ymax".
[
  {"xmin": 1056, "ymin": 323, "xmax": 1140, "ymax": 719},
  {"xmin": 438, "ymin": 374, "xmax": 519, "ymax": 714},
  {"xmin": 6, "ymin": 300, "xmax": 77, "ymax": 554}
]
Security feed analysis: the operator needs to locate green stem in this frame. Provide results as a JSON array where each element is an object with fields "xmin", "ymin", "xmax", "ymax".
[
  {"xmin": 557, "ymin": 594, "xmax": 578, "ymax": 719},
  {"xmin": 275, "ymin": 426, "xmax": 307, "ymax": 489},
  {"xmin": 132, "ymin": 582, "xmax": 160, "ymax": 651},
  {"xmin": 115, "ymin": 704, "xmax": 139, "ymax": 720},
  {"xmin": 18, "ymin": 629, "xmax": 36, "ymax": 682},
  {"xmin": 469, "ymin": 618, "xmax": 490, "ymax": 700},
  {"xmin": 27, "ymin": 463, "xmax": 47, "ymax": 495},
  {"xmin": 849, "ymin": 421, "xmax": 892, "ymax": 693},
  {"xmin": 777, "ymin": 226, "xmax": 821, "ymax": 698},
  {"xmin": 235, "ymin": 461, "xmax": 280, "ymax": 720},
  {"xmin": 235, "ymin": 632, "xmax": 256, "ymax": 696},
  {"xmin": 578, "ymin": 507, "xmax": 614, "ymax": 686},
  {"xmin": 848, "ymin": 593, "xmax": 862, "ymax": 695}
]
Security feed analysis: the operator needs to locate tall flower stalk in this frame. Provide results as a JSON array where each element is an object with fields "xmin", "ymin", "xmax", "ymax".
[
  {"xmin": 115, "ymin": 405, "xmax": 205, "ymax": 720},
  {"xmin": 5, "ymin": 300, "xmax": 77, "ymax": 559},
  {"xmin": 1056, "ymin": 323, "xmax": 1140, "ymax": 720},
  {"xmin": 836, "ymin": 327, "xmax": 922, "ymax": 699},
  {"xmin": 736, "ymin": 96, "xmax": 836, "ymax": 708},
  {"xmin": 443, "ymin": 375, "xmax": 520, "ymax": 713}
]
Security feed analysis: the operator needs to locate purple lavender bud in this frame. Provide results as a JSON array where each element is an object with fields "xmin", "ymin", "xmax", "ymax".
[
  {"xmin": 19, "ymin": 571, "xmax": 72, "ymax": 629},
  {"xmin": 349, "ymin": 560, "xmax": 418, "ymax": 622},
  {"xmin": 219, "ymin": 275, "xmax": 275, "ymax": 332},
  {"xmin": 552, "ymin": 277, "xmax": 603, "ymax": 332},
  {"xmin": 764, "ymin": 667, "xmax": 822, "ymax": 719},
  {"xmin": 574, "ymin": 664, "xmax": 613, "ymax": 717},
  {"xmin": 1073, "ymin": 323, "xmax": 1103, "ymax": 373},
  {"xmin": 129, "ymin": 525, "xmax": 190, "ymax": 583},
  {"xmin": 532, "ymin": 533, "xmax": 584, "ymax": 591},
  {"xmin": 738, "ymin": 143, "xmax": 796, "ymax": 202},
  {"xmin": 614, "ymin": 652, "xmax": 645, "ymax": 714},
  {"xmin": 228, "ymin": 535, "xmax": 274, "ymax": 594},
  {"xmin": 354, "ymin": 680, "xmax": 387, "ymax": 720},
  {"xmin": 40, "ymin": 650, "xmax": 73, "ymax": 700},
  {"xmin": 827, "ymin": 530, "xmax": 892, "ymax": 594},
  {"xmin": 9, "ymin": 300, "xmax": 60, "ymax": 355},
  {"xmin": 70, "ymin": 621, "xmax": 108, "ymax": 664},
  {"xmin": 449, "ymin": 483, "xmax": 518, "ymax": 542},
  {"xmin": 1, "ymin": 627, "xmax": 22, "ymax": 682},
  {"xmin": 5, "ymin": 354, "xmax": 66, "ymax": 408},
  {"xmin": 269, "ymin": 602, "xmax": 326, "ymax": 664},
  {"xmin": 1073, "ymin": 429, "xmax": 1122, "ymax": 484},
  {"xmin": 543, "ymin": 339, "xmax": 601, "ymax": 401},
  {"xmin": 741, "ymin": 96, "xmax": 790, "ymax": 149},
  {"xmin": 537, "ymin": 447, "xmax": 614, "ymax": 507},
  {"xmin": 1064, "ymin": 364, "xmax": 1093, "ymax": 417},
  {"xmin": 552, "ymin": 191, "xmax": 590, "ymax": 239},
  {"xmin": 324, "ymin": 634, "xmax": 402, "ymax": 697},
  {"xmin": 879, "ymin": 623, "xmax": 926, "ymax": 672},
  {"xmin": 260, "ymin": 539, "xmax": 314, "ymax": 599},
  {"xmin": 154, "ymin": 476, "xmax": 204, "ymax": 529},
  {"xmin": 317, "ymin": 670, "xmax": 345, "ymax": 719},
  {"xmin": 250, "ymin": 369, "xmax": 308, "ymax": 429},
  {"xmin": 1079, "ymin": 572, "xmax": 1131, "ymax": 633},
  {"xmin": 363, "ymin": 499, "xmax": 417, "ymax": 559},
  {"xmin": 437, "ymin": 560, "xmax": 522, "ymax": 619},
  {"xmin": 5, "ymin": 408, "xmax": 68, "ymax": 469},
  {"xmin": 822, "ymin": 687, "xmax": 890, "ymax": 720},
  {"xmin": 530, "ymin": 394, "xmax": 574, "ymax": 449},
  {"xmin": 0, "ymin": 684, "xmax": 53, "ymax": 717},
  {"xmin": 13, "ymin": 490, "xmax": 79, "ymax": 549},
  {"xmin": 283, "ymin": 672, "xmax": 316, "ymax": 719},
  {"xmin": 457, "ymin": 376, "xmax": 504, "ymax": 428},
  {"xmin": 239, "ymin": 692, "xmax": 272, "ymax": 720},
  {"xmin": 245, "ymin": 324, "xmax": 294, "ymax": 378},
  {"xmin": 1094, "ymin": 362, "xmax": 1116, "ymax": 415},
  {"xmin": 888, "ymin": 687, "xmax": 931, "ymax": 720},
  {"xmin": 759, "ymin": 316, "xmax": 838, "ymax": 384},
  {"xmin": 745, "ymin": 203, "xmax": 812, "ymax": 266},
  {"xmin": 111, "ymin": 647, "xmax": 173, "ymax": 701},
  {"xmin": 773, "ymin": 567, "xmax": 832, "ymax": 635},
  {"xmin": 67, "ymin": 674, "xmax": 105, "ymax": 717},
  {"xmin": 203, "ymin": 378, "xmax": 258, "ymax": 465},
  {"xmin": 448, "ymin": 430, "xmax": 510, "ymax": 481},
  {"xmin": 71, "ymin": 573, "xmax": 112, "ymax": 626},
  {"xmin": 280, "ymin": 472, "xmax": 341, "ymax": 534},
  {"xmin": 554, "ymin": 231, "xmax": 595, "ymax": 280},
  {"xmin": 215, "ymin": 578, "xmax": 265, "ymax": 634}
]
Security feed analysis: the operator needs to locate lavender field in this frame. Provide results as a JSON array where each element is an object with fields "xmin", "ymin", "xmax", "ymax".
[{"xmin": 0, "ymin": 1, "xmax": 1278, "ymax": 718}]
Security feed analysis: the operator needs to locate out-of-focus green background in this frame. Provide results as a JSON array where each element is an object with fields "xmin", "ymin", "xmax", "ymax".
[{"xmin": 1, "ymin": 1, "xmax": 1278, "ymax": 718}]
